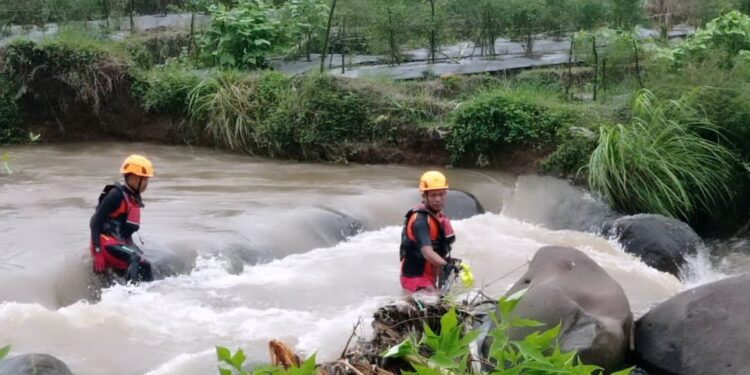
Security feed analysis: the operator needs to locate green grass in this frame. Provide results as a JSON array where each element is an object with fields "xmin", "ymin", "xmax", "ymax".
[{"xmin": 588, "ymin": 90, "xmax": 743, "ymax": 223}]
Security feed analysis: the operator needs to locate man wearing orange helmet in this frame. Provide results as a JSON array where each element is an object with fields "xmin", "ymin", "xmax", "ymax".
[
  {"xmin": 89, "ymin": 154, "xmax": 154, "ymax": 284},
  {"xmin": 399, "ymin": 171, "xmax": 458, "ymax": 293}
]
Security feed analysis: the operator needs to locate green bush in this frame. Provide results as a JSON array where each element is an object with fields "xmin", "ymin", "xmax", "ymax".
[
  {"xmin": 513, "ymin": 68, "xmax": 565, "ymax": 90},
  {"xmin": 671, "ymin": 11, "xmax": 750, "ymax": 68},
  {"xmin": 588, "ymin": 91, "xmax": 744, "ymax": 224},
  {"xmin": 1, "ymin": 38, "xmax": 125, "ymax": 113},
  {"xmin": 542, "ymin": 127, "xmax": 599, "ymax": 181},
  {"xmin": 200, "ymin": 0, "xmax": 287, "ymax": 69},
  {"xmin": 259, "ymin": 74, "xmax": 371, "ymax": 160},
  {"xmin": 131, "ymin": 65, "xmax": 203, "ymax": 114},
  {"xmin": 447, "ymin": 89, "xmax": 573, "ymax": 167},
  {"xmin": 0, "ymin": 79, "xmax": 23, "ymax": 144}
]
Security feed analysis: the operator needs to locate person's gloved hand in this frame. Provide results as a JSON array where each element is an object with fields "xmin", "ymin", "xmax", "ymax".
[
  {"xmin": 443, "ymin": 262, "xmax": 460, "ymax": 276},
  {"xmin": 448, "ymin": 257, "xmax": 462, "ymax": 266},
  {"xmin": 92, "ymin": 247, "xmax": 106, "ymax": 273}
]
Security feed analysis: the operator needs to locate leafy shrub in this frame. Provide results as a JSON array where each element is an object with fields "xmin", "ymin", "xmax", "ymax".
[
  {"xmin": 259, "ymin": 74, "xmax": 371, "ymax": 160},
  {"xmin": 200, "ymin": 0, "xmax": 287, "ymax": 69},
  {"xmin": 588, "ymin": 91, "xmax": 744, "ymax": 223},
  {"xmin": 383, "ymin": 291, "xmax": 633, "ymax": 375},
  {"xmin": 1, "ymin": 38, "xmax": 125, "ymax": 114},
  {"xmin": 542, "ymin": 127, "xmax": 599, "ymax": 181},
  {"xmin": 130, "ymin": 65, "xmax": 202, "ymax": 114},
  {"xmin": 447, "ymin": 89, "xmax": 573, "ymax": 167},
  {"xmin": 671, "ymin": 11, "xmax": 750, "ymax": 68},
  {"xmin": 0, "ymin": 79, "xmax": 22, "ymax": 144}
]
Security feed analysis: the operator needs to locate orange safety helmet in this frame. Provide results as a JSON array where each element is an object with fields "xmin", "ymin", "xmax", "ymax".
[
  {"xmin": 120, "ymin": 154, "xmax": 154, "ymax": 177},
  {"xmin": 419, "ymin": 171, "xmax": 448, "ymax": 192}
]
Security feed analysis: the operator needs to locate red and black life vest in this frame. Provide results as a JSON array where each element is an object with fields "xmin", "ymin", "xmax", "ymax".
[
  {"xmin": 399, "ymin": 206, "xmax": 453, "ymax": 278},
  {"xmin": 98, "ymin": 183, "xmax": 143, "ymax": 243}
]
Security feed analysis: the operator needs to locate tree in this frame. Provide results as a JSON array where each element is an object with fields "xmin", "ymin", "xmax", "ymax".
[
  {"xmin": 369, "ymin": 0, "xmax": 412, "ymax": 64},
  {"xmin": 612, "ymin": 0, "xmax": 644, "ymax": 28},
  {"xmin": 319, "ymin": 0, "xmax": 337, "ymax": 72},
  {"xmin": 499, "ymin": 0, "xmax": 548, "ymax": 56},
  {"xmin": 283, "ymin": 0, "xmax": 329, "ymax": 61},
  {"xmin": 571, "ymin": 0, "xmax": 608, "ymax": 30}
]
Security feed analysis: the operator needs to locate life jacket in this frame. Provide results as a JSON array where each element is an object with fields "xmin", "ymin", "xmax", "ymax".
[
  {"xmin": 98, "ymin": 183, "xmax": 143, "ymax": 243},
  {"xmin": 399, "ymin": 205, "xmax": 455, "ymax": 278}
]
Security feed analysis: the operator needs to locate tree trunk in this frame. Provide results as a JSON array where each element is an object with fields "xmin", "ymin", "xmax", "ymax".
[
  {"xmin": 566, "ymin": 32, "xmax": 574, "ymax": 99},
  {"xmin": 320, "ymin": 0, "xmax": 338, "ymax": 73},
  {"xmin": 306, "ymin": 30, "xmax": 312, "ymax": 62},
  {"xmin": 129, "ymin": 0, "xmax": 135, "ymax": 33},
  {"xmin": 633, "ymin": 36, "xmax": 643, "ymax": 88},
  {"xmin": 525, "ymin": 29, "xmax": 534, "ymax": 57},
  {"xmin": 101, "ymin": 0, "xmax": 110, "ymax": 28},
  {"xmin": 387, "ymin": 7, "xmax": 397, "ymax": 65},
  {"xmin": 592, "ymin": 36, "xmax": 598, "ymax": 101},
  {"xmin": 430, "ymin": 0, "xmax": 436, "ymax": 63},
  {"xmin": 341, "ymin": 16, "xmax": 345, "ymax": 73},
  {"xmin": 189, "ymin": 11, "xmax": 196, "ymax": 54}
]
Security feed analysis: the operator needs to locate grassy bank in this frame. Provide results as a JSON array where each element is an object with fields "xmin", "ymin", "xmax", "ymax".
[{"xmin": 3, "ymin": 11, "xmax": 750, "ymax": 233}]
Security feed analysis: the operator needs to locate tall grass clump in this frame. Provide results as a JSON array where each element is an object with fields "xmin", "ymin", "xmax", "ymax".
[
  {"xmin": 588, "ymin": 90, "xmax": 743, "ymax": 223},
  {"xmin": 187, "ymin": 71, "xmax": 290, "ymax": 152}
]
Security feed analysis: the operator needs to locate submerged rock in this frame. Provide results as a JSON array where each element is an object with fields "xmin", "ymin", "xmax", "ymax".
[
  {"xmin": 606, "ymin": 214, "xmax": 702, "ymax": 277},
  {"xmin": 0, "ymin": 353, "xmax": 73, "ymax": 375}
]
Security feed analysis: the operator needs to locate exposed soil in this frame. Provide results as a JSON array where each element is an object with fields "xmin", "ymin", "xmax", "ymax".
[{"xmin": 18, "ymin": 78, "xmax": 549, "ymax": 173}]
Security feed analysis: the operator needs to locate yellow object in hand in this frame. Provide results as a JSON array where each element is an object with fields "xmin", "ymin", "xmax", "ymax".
[{"xmin": 459, "ymin": 263, "xmax": 475, "ymax": 288}]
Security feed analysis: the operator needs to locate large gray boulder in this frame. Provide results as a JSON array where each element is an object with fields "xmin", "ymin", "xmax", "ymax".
[
  {"xmin": 483, "ymin": 246, "xmax": 633, "ymax": 371},
  {"xmin": 0, "ymin": 353, "xmax": 73, "ymax": 375},
  {"xmin": 606, "ymin": 214, "xmax": 702, "ymax": 277},
  {"xmin": 443, "ymin": 190, "xmax": 485, "ymax": 220},
  {"xmin": 635, "ymin": 274, "xmax": 750, "ymax": 375}
]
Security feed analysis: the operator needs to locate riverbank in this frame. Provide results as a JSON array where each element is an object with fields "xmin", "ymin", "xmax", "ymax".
[
  {"xmin": 1, "ymin": 34, "xmax": 605, "ymax": 173},
  {"xmin": 4, "ymin": 11, "xmax": 750, "ymax": 235}
]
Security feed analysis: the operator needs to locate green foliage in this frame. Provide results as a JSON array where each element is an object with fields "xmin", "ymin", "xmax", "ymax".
[
  {"xmin": 384, "ymin": 291, "xmax": 632, "ymax": 375},
  {"xmin": 188, "ymin": 70, "xmax": 290, "ymax": 151},
  {"xmin": 447, "ymin": 89, "xmax": 572, "ymax": 167},
  {"xmin": 0, "ymin": 38, "xmax": 125, "ymax": 113},
  {"xmin": 260, "ymin": 73, "xmax": 371, "ymax": 160},
  {"xmin": 216, "ymin": 346, "xmax": 317, "ymax": 375},
  {"xmin": 575, "ymin": 29, "xmax": 642, "ymax": 85},
  {"xmin": 588, "ymin": 90, "xmax": 744, "ymax": 223},
  {"xmin": 0, "ymin": 78, "xmax": 23, "ymax": 144},
  {"xmin": 498, "ymin": 0, "xmax": 547, "ymax": 56},
  {"xmin": 130, "ymin": 64, "xmax": 203, "ymax": 114},
  {"xmin": 671, "ymin": 11, "xmax": 750, "ymax": 67},
  {"xmin": 542, "ymin": 127, "xmax": 599, "ymax": 181},
  {"xmin": 282, "ymin": 0, "xmax": 329, "ymax": 59},
  {"xmin": 200, "ymin": 0, "xmax": 287, "ymax": 69},
  {"xmin": 0, "ymin": 345, "xmax": 9, "ymax": 360},
  {"xmin": 611, "ymin": 0, "xmax": 643, "ymax": 28}
]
